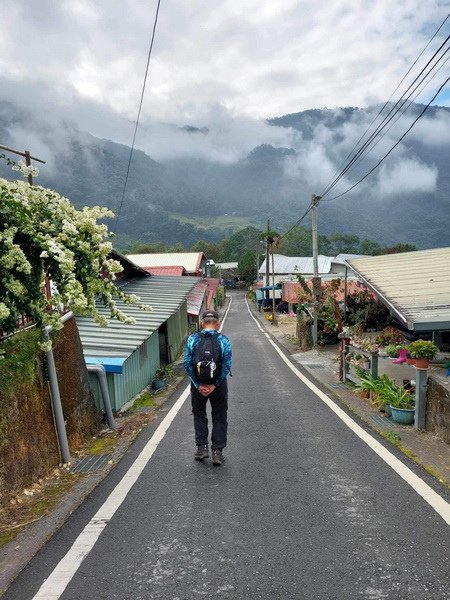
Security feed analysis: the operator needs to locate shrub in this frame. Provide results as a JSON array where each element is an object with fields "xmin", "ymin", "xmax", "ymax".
[{"xmin": 408, "ymin": 340, "xmax": 439, "ymax": 360}]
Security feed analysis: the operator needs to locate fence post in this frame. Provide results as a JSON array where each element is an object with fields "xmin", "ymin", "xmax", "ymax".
[{"xmin": 414, "ymin": 367, "xmax": 428, "ymax": 430}]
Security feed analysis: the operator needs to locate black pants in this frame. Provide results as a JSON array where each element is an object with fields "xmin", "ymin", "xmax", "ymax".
[{"xmin": 191, "ymin": 381, "xmax": 228, "ymax": 450}]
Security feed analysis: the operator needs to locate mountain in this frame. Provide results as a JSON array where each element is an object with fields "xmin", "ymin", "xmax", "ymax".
[{"xmin": 1, "ymin": 101, "xmax": 449, "ymax": 249}]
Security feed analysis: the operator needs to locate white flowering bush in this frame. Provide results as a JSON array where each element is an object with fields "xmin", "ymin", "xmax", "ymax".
[{"xmin": 0, "ymin": 177, "xmax": 152, "ymax": 346}]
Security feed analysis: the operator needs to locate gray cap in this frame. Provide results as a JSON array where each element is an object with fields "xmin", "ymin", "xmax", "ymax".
[{"xmin": 201, "ymin": 309, "xmax": 219, "ymax": 320}]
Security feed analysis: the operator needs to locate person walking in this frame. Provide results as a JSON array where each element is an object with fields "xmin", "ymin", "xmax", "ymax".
[{"xmin": 183, "ymin": 309, "xmax": 232, "ymax": 465}]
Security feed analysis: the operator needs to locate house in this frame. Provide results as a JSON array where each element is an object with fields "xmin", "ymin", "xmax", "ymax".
[
  {"xmin": 126, "ymin": 252, "xmax": 207, "ymax": 276},
  {"xmin": 186, "ymin": 281, "xmax": 208, "ymax": 330},
  {"xmin": 347, "ymin": 248, "xmax": 450, "ymax": 346},
  {"xmin": 330, "ymin": 253, "xmax": 366, "ymax": 274},
  {"xmin": 258, "ymin": 254, "xmax": 333, "ymax": 285},
  {"xmin": 76, "ymin": 256, "xmax": 198, "ymax": 410}
]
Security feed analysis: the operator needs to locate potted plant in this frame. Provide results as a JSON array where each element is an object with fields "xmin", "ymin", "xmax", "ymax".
[
  {"xmin": 152, "ymin": 364, "xmax": 173, "ymax": 390},
  {"xmin": 388, "ymin": 388, "xmax": 415, "ymax": 425},
  {"xmin": 385, "ymin": 344, "xmax": 400, "ymax": 358},
  {"xmin": 371, "ymin": 374, "xmax": 400, "ymax": 417},
  {"xmin": 408, "ymin": 340, "xmax": 439, "ymax": 369}
]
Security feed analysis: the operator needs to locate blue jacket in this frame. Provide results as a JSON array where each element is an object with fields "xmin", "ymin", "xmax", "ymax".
[{"xmin": 183, "ymin": 329, "xmax": 232, "ymax": 389}]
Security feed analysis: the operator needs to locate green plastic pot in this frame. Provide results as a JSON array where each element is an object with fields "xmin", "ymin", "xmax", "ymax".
[
  {"xmin": 389, "ymin": 405, "xmax": 415, "ymax": 425},
  {"xmin": 152, "ymin": 377, "xmax": 167, "ymax": 390}
]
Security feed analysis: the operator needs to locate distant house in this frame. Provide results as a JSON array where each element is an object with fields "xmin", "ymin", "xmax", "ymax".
[
  {"xmin": 144, "ymin": 266, "xmax": 186, "ymax": 276},
  {"xmin": 126, "ymin": 252, "xmax": 207, "ymax": 276},
  {"xmin": 330, "ymin": 253, "xmax": 366, "ymax": 274},
  {"xmin": 76, "ymin": 253, "xmax": 198, "ymax": 410},
  {"xmin": 258, "ymin": 253, "xmax": 366, "ymax": 284},
  {"xmin": 347, "ymin": 248, "xmax": 450, "ymax": 347},
  {"xmin": 186, "ymin": 281, "xmax": 208, "ymax": 329}
]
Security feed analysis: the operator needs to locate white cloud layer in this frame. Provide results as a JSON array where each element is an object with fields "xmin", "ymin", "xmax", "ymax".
[
  {"xmin": 1, "ymin": 0, "xmax": 449, "ymax": 125},
  {"xmin": 0, "ymin": 0, "xmax": 448, "ymax": 200}
]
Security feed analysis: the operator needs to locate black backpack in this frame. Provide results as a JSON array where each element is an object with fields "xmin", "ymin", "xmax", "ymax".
[{"xmin": 193, "ymin": 331, "xmax": 222, "ymax": 384}]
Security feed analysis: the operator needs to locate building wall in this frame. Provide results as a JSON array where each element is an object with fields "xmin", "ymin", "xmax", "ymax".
[
  {"xmin": 89, "ymin": 332, "xmax": 160, "ymax": 412},
  {"xmin": 167, "ymin": 300, "xmax": 189, "ymax": 361}
]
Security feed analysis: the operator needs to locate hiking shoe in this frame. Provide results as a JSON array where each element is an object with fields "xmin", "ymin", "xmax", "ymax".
[
  {"xmin": 194, "ymin": 445, "xmax": 209, "ymax": 461},
  {"xmin": 212, "ymin": 449, "xmax": 225, "ymax": 466}
]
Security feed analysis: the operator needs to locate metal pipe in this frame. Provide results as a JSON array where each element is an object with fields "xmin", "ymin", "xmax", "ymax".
[
  {"xmin": 86, "ymin": 365, "xmax": 116, "ymax": 430},
  {"xmin": 44, "ymin": 311, "xmax": 74, "ymax": 464}
]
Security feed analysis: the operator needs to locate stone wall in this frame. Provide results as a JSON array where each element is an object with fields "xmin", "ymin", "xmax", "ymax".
[{"xmin": 426, "ymin": 376, "xmax": 450, "ymax": 444}]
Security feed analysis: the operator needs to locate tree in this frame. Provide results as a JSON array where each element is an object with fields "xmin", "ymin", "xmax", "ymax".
[
  {"xmin": 221, "ymin": 226, "xmax": 262, "ymax": 261},
  {"xmin": 0, "ymin": 177, "xmax": 151, "ymax": 348},
  {"xmin": 382, "ymin": 243, "xmax": 417, "ymax": 254},
  {"xmin": 238, "ymin": 251, "xmax": 257, "ymax": 283},
  {"xmin": 191, "ymin": 240, "xmax": 225, "ymax": 262},
  {"xmin": 327, "ymin": 233, "xmax": 361, "ymax": 255},
  {"xmin": 278, "ymin": 225, "xmax": 331, "ymax": 256}
]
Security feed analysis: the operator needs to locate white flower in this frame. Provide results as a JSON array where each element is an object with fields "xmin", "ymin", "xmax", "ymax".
[{"xmin": 0, "ymin": 302, "xmax": 11, "ymax": 320}]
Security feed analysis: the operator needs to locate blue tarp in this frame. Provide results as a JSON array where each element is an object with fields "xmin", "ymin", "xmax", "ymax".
[{"xmin": 259, "ymin": 283, "xmax": 282, "ymax": 291}]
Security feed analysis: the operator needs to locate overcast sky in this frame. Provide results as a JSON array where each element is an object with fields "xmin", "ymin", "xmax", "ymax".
[
  {"xmin": 1, "ymin": 0, "xmax": 449, "ymax": 192},
  {"xmin": 1, "ymin": 0, "xmax": 449, "ymax": 125}
]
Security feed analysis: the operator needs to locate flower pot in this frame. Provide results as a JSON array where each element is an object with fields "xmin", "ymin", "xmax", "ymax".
[
  {"xmin": 384, "ymin": 403, "xmax": 392, "ymax": 417},
  {"xmin": 414, "ymin": 358, "xmax": 429, "ymax": 369},
  {"xmin": 389, "ymin": 405, "xmax": 415, "ymax": 425},
  {"xmin": 152, "ymin": 377, "xmax": 167, "ymax": 390},
  {"xmin": 406, "ymin": 357, "xmax": 416, "ymax": 365}
]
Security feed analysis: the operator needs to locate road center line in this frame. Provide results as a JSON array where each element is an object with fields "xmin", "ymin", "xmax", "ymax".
[
  {"xmin": 245, "ymin": 298, "xmax": 450, "ymax": 526},
  {"xmin": 32, "ymin": 299, "xmax": 233, "ymax": 599}
]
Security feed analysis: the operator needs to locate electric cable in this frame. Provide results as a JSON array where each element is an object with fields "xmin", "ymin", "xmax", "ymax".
[
  {"xmin": 320, "ymin": 12, "xmax": 450, "ymax": 199},
  {"xmin": 324, "ymin": 76, "xmax": 450, "ymax": 203},
  {"xmin": 321, "ymin": 33, "xmax": 450, "ymax": 199},
  {"xmin": 115, "ymin": 0, "xmax": 162, "ymax": 222},
  {"xmin": 325, "ymin": 54, "xmax": 450, "ymax": 183}
]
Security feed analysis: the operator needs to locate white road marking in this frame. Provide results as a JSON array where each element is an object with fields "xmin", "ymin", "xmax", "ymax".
[
  {"xmin": 32, "ymin": 299, "xmax": 233, "ymax": 599},
  {"xmin": 245, "ymin": 298, "xmax": 450, "ymax": 526}
]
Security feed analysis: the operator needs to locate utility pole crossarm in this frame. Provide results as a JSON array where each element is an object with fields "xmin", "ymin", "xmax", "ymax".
[{"xmin": 0, "ymin": 144, "xmax": 46, "ymax": 164}]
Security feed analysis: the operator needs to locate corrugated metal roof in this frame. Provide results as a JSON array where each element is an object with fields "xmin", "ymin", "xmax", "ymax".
[
  {"xmin": 348, "ymin": 248, "xmax": 450, "ymax": 331},
  {"xmin": 126, "ymin": 252, "xmax": 204, "ymax": 273},
  {"xmin": 216, "ymin": 262, "xmax": 239, "ymax": 269},
  {"xmin": 332, "ymin": 253, "xmax": 367, "ymax": 265},
  {"xmin": 187, "ymin": 281, "xmax": 208, "ymax": 316},
  {"xmin": 259, "ymin": 254, "xmax": 332, "ymax": 275},
  {"xmin": 76, "ymin": 276, "xmax": 198, "ymax": 359},
  {"xmin": 144, "ymin": 266, "xmax": 186, "ymax": 276}
]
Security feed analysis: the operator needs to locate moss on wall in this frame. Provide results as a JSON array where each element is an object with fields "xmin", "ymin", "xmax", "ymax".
[{"xmin": 0, "ymin": 319, "xmax": 100, "ymax": 501}]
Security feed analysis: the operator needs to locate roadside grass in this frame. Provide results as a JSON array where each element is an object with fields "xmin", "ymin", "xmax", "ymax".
[
  {"xmin": 0, "ymin": 474, "xmax": 79, "ymax": 549},
  {"xmin": 130, "ymin": 390, "xmax": 157, "ymax": 411},
  {"xmin": 87, "ymin": 436, "xmax": 117, "ymax": 456}
]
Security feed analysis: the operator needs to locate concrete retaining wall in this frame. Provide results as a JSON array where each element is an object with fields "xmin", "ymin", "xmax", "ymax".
[{"xmin": 426, "ymin": 376, "xmax": 450, "ymax": 444}]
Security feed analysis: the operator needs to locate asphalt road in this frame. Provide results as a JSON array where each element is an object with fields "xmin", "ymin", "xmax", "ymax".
[{"xmin": 4, "ymin": 292, "xmax": 450, "ymax": 600}]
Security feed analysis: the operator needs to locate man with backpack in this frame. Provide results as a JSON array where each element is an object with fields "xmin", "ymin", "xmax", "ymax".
[{"xmin": 183, "ymin": 309, "xmax": 232, "ymax": 466}]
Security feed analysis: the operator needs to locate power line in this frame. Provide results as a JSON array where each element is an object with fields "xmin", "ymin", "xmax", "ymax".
[
  {"xmin": 280, "ymin": 23, "xmax": 450, "ymax": 241},
  {"xmin": 325, "ymin": 76, "xmax": 450, "ymax": 203},
  {"xmin": 115, "ymin": 0, "xmax": 162, "ymax": 222},
  {"xmin": 320, "ymin": 12, "xmax": 450, "ymax": 199},
  {"xmin": 321, "ymin": 33, "xmax": 450, "ymax": 199},
  {"xmin": 328, "ymin": 53, "xmax": 450, "ymax": 181}
]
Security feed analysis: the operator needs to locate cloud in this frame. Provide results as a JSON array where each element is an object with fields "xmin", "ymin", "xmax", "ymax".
[
  {"xmin": 377, "ymin": 158, "xmax": 438, "ymax": 196},
  {"xmin": 0, "ymin": 0, "xmax": 448, "ymax": 126}
]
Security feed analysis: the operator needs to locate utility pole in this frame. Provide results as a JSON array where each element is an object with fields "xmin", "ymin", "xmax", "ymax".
[
  {"xmin": 311, "ymin": 194, "xmax": 322, "ymax": 346},
  {"xmin": 255, "ymin": 238, "xmax": 260, "ymax": 284},
  {"xmin": 0, "ymin": 144, "xmax": 46, "ymax": 185},
  {"xmin": 264, "ymin": 219, "xmax": 270, "ymax": 309},
  {"xmin": 265, "ymin": 219, "xmax": 270, "ymax": 287}
]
